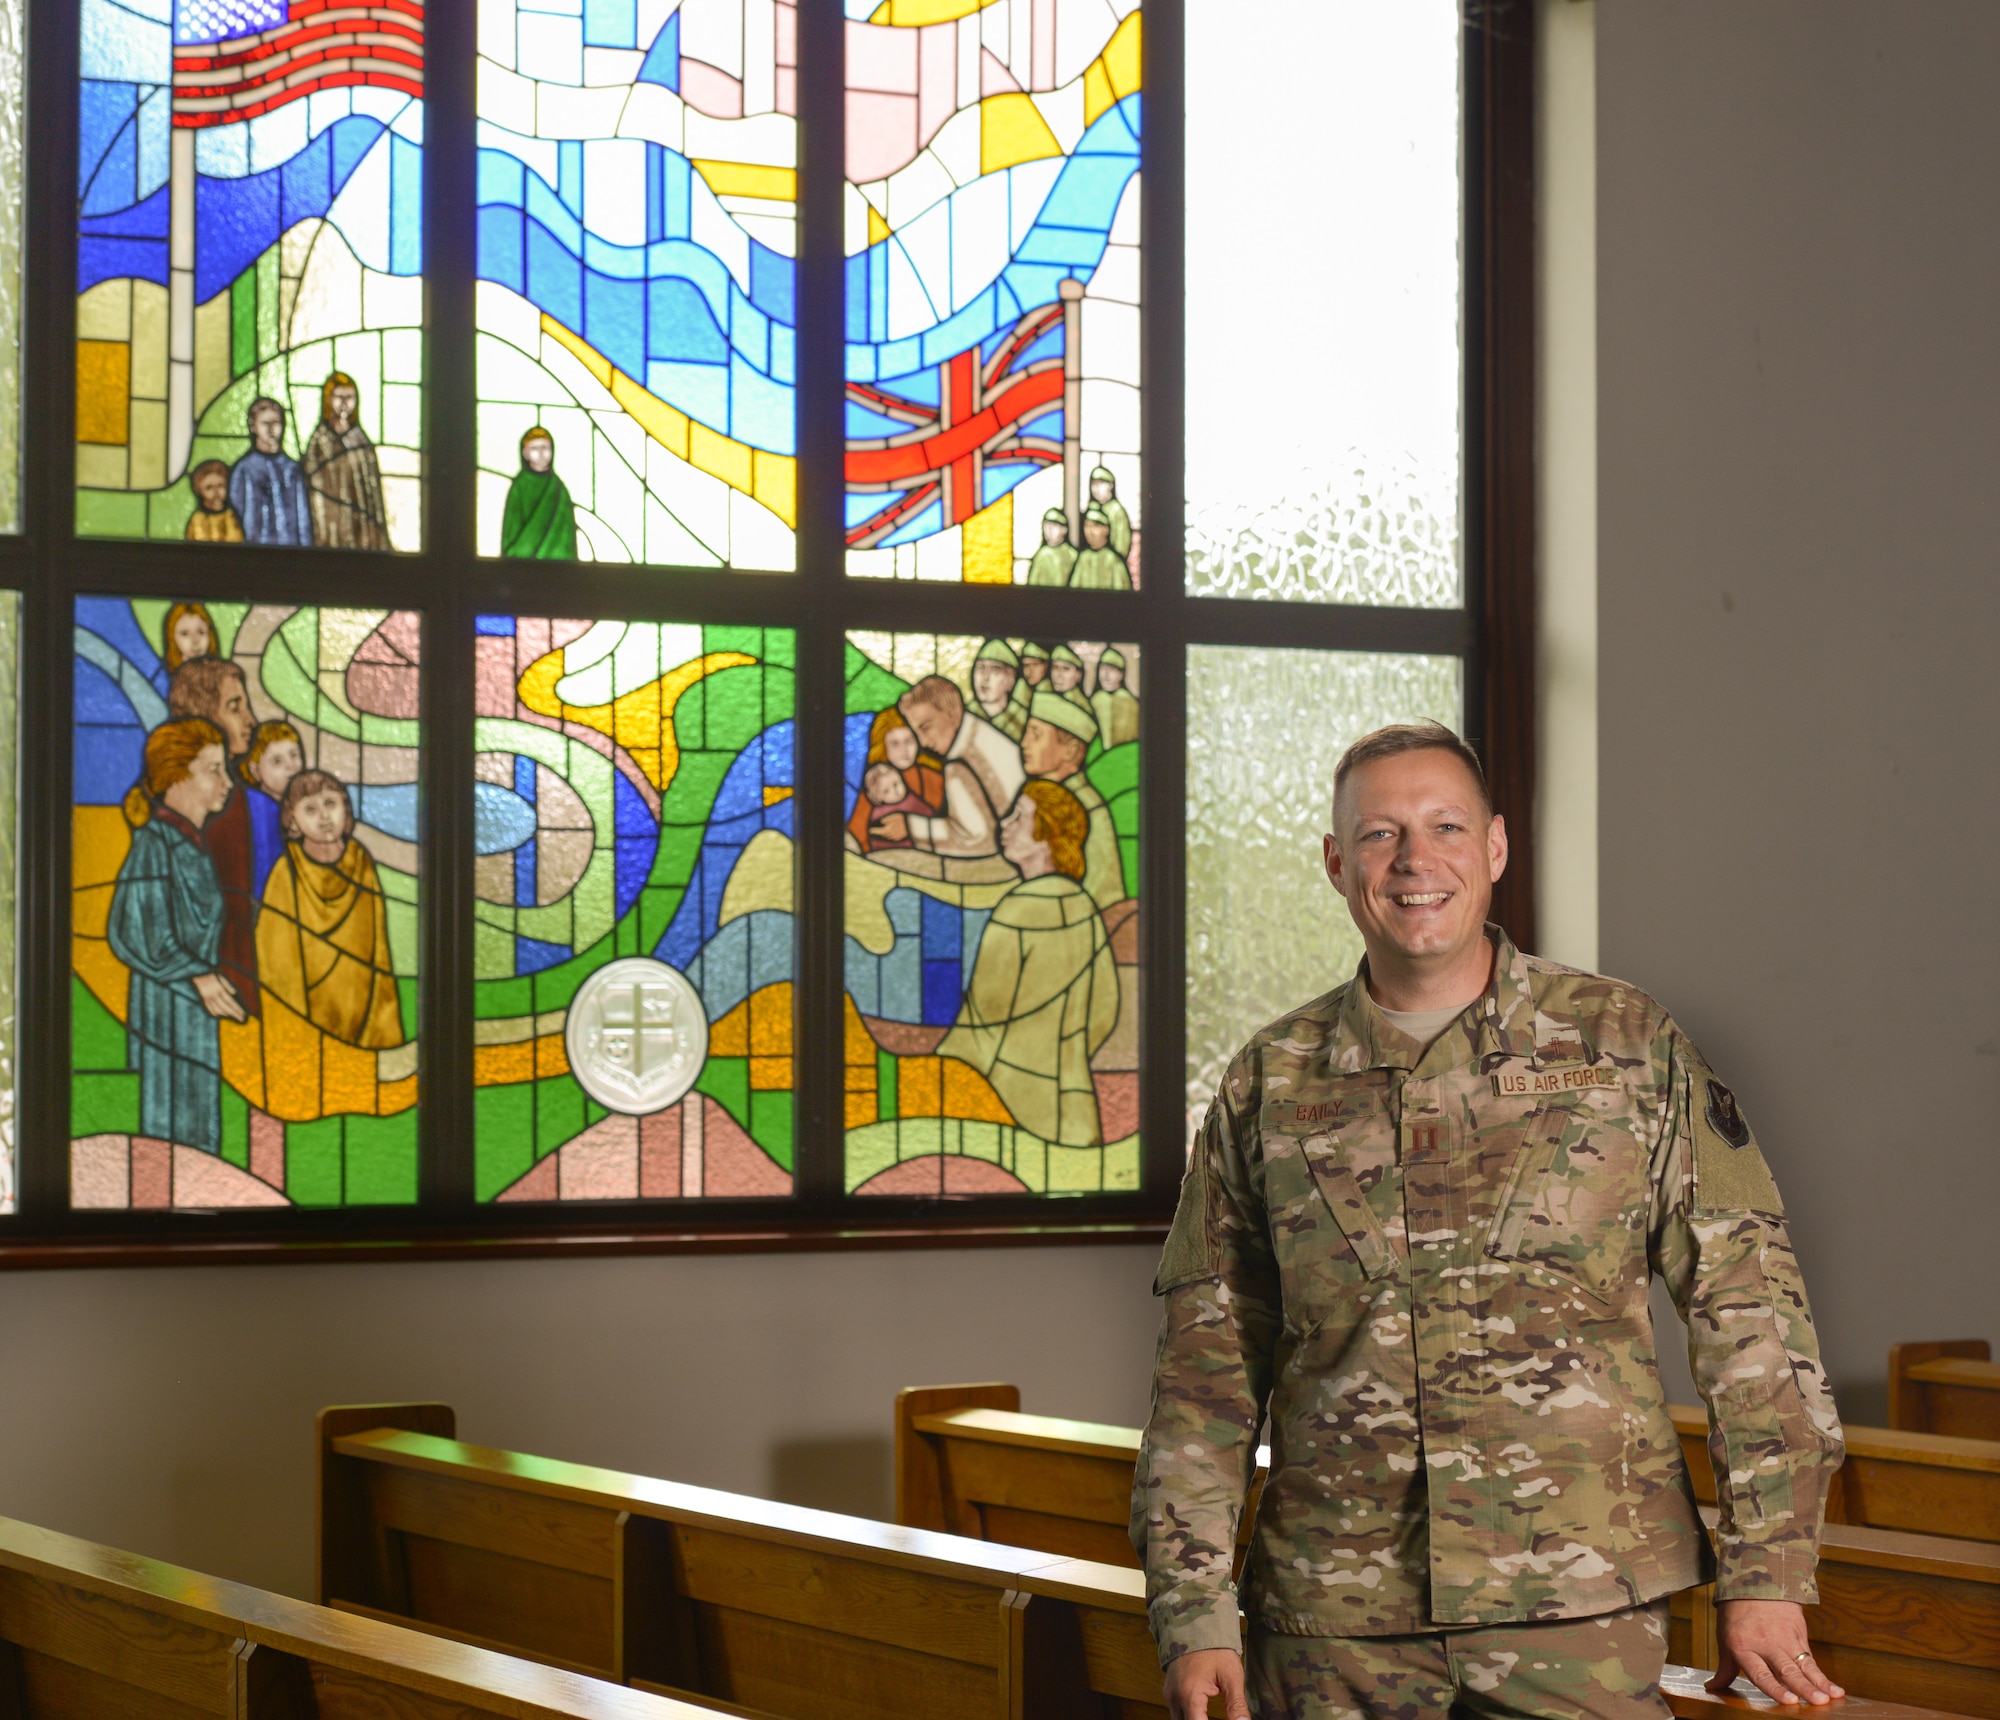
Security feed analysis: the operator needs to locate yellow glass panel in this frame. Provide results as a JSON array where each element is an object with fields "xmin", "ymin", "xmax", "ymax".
[{"xmin": 75, "ymin": 341, "xmax": 130, "ymax": 445}]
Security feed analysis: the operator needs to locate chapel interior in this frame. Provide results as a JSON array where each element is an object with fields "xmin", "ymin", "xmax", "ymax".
[{"xmin": 0, "ymin": 3, "xmax": 1995, "ymax": 1719}]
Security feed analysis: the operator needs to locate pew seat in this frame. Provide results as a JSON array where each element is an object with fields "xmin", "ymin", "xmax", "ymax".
[
  {"xmin": 1892, "ymin": 1343, "xmax": 2000, "ymax": 1442},
  {"xmin": 0, "ymin": 1509, "xmax": 716, "ymax": 1720}
]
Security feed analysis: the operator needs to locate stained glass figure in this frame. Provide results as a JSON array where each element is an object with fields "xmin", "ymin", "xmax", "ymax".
[
  {"xmin": 0, "ymin": 595, "xmax": 16, "ymax": 1209},
  {"xmin": 473, "ymin": 618, "xmax": 796, "ymax": 1200},
  {"xmin": 842, "ymin": 2, "xmax": 1140, "ymax": 586},
  {"xmin": 844, "ymin": 631, "xmax": 1139, "ymax": 1195},
  {"xmin": 76, "ymin": 0, "xmax": 425, "ymax": 549},
  {"xmin": 475, "ymin": 1, "xmax": 797, "ymax": 570},
  {"xmin": 1184, "ymin": 2, "xmax": 1459, "ymax": 605},
  {"xmin": 1184, "ymin": 645, "xmax": 1460, "ymax": 1135},
  {"xmin": 71, "ymin": 599, "xmax": 422, "ymax": 1209}
]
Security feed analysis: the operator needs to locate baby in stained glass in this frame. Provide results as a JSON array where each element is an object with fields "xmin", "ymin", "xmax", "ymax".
[
  {"xmin": 860, "ymin": 761, "xmax": 931, "ymax": 851},
  {"xmin": 256, "ymin": 770, "xmax": 404, "ymax": 1050}
]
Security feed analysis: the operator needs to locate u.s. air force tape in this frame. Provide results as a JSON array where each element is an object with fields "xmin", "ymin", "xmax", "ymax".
[{"xmin": 1491, "ymin": 1064, "xmax": 1621, "ymax": 1097}]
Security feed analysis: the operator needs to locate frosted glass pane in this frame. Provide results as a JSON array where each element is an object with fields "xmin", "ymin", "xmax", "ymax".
[
  {"xmin": 1184, "ymin": 2, "xmax": 1460, "ymax": 606},
  {"xmin": 0, "ymin": 593, "xmax": 15, "ymax": 1209},
  {"xmin": 1185, "ymin": 645, "xmax": 1461, "ymax": 1132},
  {"xmin": 0, "ymin": 0, "xmax": 20, "ymax": 531}
]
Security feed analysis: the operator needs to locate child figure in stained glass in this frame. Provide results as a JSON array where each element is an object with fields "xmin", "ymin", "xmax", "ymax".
[
  {"xmin": 1070, "ymin": 506, "xmax": 1131, "ymax": 589},
  {"xmin": 859, "ymin": 763, "xmax": 931, "ymax": 851},
  {"xmin": 1026, "ymin": 509, "xmax": 1076, "ymax": 587},
  {"xmin": 257, "ymin": 770, "xmax": 405, "ymax": 1049},
  {"xmin": 937, "ymin": 781, "xmax": 1118, "ymax": 1147},
  {"xmin": 161, "ymin": 602, "xmax": 218, "ymax": 672},
  {"xmin": 1021, "ymin": 691, "xmax": 1124, "ymax": 913},
  {"xmin": 501, "ymin": 428, "xmax": 578, "ymax": 560},
  {"xmin": 303, "ymin": 373, "xmax": 391, "ymax": 551},
  {"xmin": 107, "ymin": 719, "xmax": 246, "ymax": 1155},
  {"xmin": 972, "ymin": 638, "xmax": 1031, "ymax": 741},
  {"xmin": 1091, "ymin": 648, "xmax": 1140, "ymax": 748},
  {"xmin": 1088, "ymin": 467, "xmax": 1132, "ymax": 560},
  {"xmin": 230, "ymin": 399, "xmax": 315, "ymax": 547},
  {"xmin": 847, "ymin": 709, "xmax": 945, "ymax": 852},
  {"xmin": 242, "ymin": 720, "xmax": 304, "ymax": 895},
  {"xmin": 185, "ymin": 462, "xmax": 245, "ymax": 543}
]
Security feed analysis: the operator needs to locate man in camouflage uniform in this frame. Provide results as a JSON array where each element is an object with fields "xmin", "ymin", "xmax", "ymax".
[{"xmin": 1134, "ymin": 724, "xmax": 1845, "ymax": 1719}]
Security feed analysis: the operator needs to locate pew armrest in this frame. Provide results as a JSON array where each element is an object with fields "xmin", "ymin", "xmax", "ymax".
[{"xmin": 896, "ymin": 1383, "xmax": 1023, "ymax": 1532}]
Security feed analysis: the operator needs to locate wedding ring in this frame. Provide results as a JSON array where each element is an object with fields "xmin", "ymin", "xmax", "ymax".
[{"xmin": 1795, "ymin": 1653, "xmax": 1812, "ymax": 1664}]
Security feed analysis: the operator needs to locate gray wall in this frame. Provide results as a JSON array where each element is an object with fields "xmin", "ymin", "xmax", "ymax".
[
  {"xmin": 0, "ymin": 1246, "xmax": 1161, "ymax": 1599},
  {"xmin": 1598, "ymin": 0, "xmax": 2000, "ymax": 1423}
]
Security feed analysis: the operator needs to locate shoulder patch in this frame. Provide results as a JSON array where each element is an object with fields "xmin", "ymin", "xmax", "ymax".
[
  {"xmin": 1689, "ymin": 1065, "xmax": 1783, "ymax": 1215},
  {"xmin": 1154, "ymin": 1149, "xmax": 1214, "ymax": 1293}
]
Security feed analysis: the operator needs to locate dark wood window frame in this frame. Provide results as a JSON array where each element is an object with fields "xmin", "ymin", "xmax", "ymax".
[{"xmin": 0, "ymin": 0, "xmax": 1535, "ymax": 1268}]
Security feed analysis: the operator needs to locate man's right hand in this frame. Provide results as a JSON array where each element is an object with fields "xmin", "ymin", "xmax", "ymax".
[{"xmin": 1163, "ymin": 1648, "xmax": 1249, "ymax": 1720}]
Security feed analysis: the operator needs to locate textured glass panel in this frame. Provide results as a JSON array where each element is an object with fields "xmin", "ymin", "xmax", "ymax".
[
  {"xmin": 0, "ymin": 594, "xmax": 15, "ymax": 1208},
  {"xmin": 76, "ymin": 0, "xmax": 425, "ymax": 549},
  {"xmin": 843, "ymin": 2, "xmax": 1141, "ymax": 588},
  {"xmin": 1185, "ymin": 2, "xmax": 1459, "ymax": 606},
  {"xmin": 1185, "ymin": 646, "xmax": 1460, "ymax": 1131},
  {"xmin": 0, "ymin": 0, "xmax": 21, "ymax": 531},
  {"xmin": 474, "ymin": 1, "xmax": 797, "ymax": 571},
  {"xmin": 472, "ymin": 619, "xmax": 796, "ymax": 1200},
  {"xmin": 844, "ymin": 632, "xmax": 1140, "ymax": 1195},
  {"xmin": 70, "ymin": 598, "xmax": 421, "ymax": 1208}
]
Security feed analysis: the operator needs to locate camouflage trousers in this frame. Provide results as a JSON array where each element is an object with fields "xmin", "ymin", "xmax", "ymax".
[{"xmin": 1247, "ymin": 1600, "xmax": 1671, "ymax": 1720}]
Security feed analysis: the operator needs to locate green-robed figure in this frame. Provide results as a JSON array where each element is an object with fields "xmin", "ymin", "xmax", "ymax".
[{"xmin": 501, "ymin": 426, "xmax": 577, "ymax": 559}]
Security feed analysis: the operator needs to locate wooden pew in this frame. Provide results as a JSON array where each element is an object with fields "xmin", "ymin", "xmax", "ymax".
[
  {"xmin": 0, "ymin": 1508, "xmax": 718, "ymax": 1720},
  {"xmin": 896, "ymin": 1386, "xmax": 2000, "ymax": 1717},
  {"xmin": 320, "ymin": 1403, "xmax": 1979, "ymax": 1720},
  {"xmin": 1893, "ymin": 1343, "xmax": 2000, "ymax": 1441}
]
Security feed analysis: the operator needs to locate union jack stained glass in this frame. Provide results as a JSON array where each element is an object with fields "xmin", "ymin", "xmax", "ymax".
[
  {"xmin": 70, "ymin": 598, "xmax": 421, "ymax": 1209},
  {"xmin": 474, "ymin": 0, "xmax": 797, "ymax": 570},
  {"xmin": 473, "ymin": 617, "xmax": 796, "ymax": 1200},
  {"xmin": 76, "ymin": 0, "xmax": 425, "ymax": 549},
  {"xmin": 843, "ymin": 1, "xmax": 1140, "ymax": 586},
  {"xmin": 843, "ymin": 631, "xmax": 1139, "ymax": 1195}
]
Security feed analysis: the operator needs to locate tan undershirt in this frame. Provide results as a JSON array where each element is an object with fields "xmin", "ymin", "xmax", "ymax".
[{"xmin": 1372, "ymin": 998, "xmax": 1471, "ymax": 1054}]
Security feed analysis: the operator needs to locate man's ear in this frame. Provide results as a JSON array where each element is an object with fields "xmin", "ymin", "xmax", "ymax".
[
  {"xmin": 1486, "ymin": 813, "xmax": 1509, "ymax": 883},
  {"xmin": 1323, "ymin": 833, "xmax": 1347, "ymax": 898}
]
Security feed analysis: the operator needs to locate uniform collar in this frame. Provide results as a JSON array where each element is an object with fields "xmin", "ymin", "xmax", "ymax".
[{"xmin": 1332, "ymin": 925, "xmax": 1539, "ymax": 1074}]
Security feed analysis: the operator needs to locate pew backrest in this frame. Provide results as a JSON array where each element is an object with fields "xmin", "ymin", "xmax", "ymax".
[
  {"xmin": 0, "ymin": 1510, "xmax": 716, "ymax": 1720},
  {"xmin": 1892, "ymin": 1343, "xmax": 2000, "ymax": 1442}
]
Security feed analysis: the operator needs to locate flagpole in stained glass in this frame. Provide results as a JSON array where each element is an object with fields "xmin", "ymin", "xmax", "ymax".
[
  {"xmin": 474, "ymin": 1, "xmax": 798, "ymax": 570},
  {"xmin": 70, "ymin": 598, "xmax": 422, "ymax": 1209},
  {"xmin": 842, "ymin": 1, "xmax": 1142, "ymax": 586},
  {"xmin": 472, "ymin": 618, "xmax": 797, "ymax": 1200},
  {"xmin": 842, "ymin": 631, "xmax": 1140, "ymax": 1194},
  {"xmin": 77, "ymin": 0, "xmax": 425, "ymax": 548}
]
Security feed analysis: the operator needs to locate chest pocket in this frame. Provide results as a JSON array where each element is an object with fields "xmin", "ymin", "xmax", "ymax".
[
  {"xmin": 1263, "ymin": 1124, "xmax": 1398, "ymax": 1331},
  {"xmin": 1486, "ymin": 1099, "xmax": 1643, "ymax": 1300}
]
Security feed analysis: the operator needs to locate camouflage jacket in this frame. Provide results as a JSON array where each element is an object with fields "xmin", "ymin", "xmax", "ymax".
[{"xmin": 1132, "ymin": 931, "xmax": 1843, "ymax": 1661}]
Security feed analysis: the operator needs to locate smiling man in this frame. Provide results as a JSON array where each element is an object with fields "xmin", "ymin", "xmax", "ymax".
[{"xmin": 1134, "ymin": 722, "xmax": 1844, "ymax": 1720}]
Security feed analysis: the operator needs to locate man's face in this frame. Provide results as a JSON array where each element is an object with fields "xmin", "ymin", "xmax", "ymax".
[
  {"xmin": 972, "ymin": 660, "xmax": 1016, "ymax": 709},
  {"xmin": 1084, "ymin": 517, "xmax": 1111, "ymax": 550},
  {"xmin": 292, "ymin": 786, "xmax": 350, "ymax": 850},
  {"xmin": 1022, "ymin": 657, "xmax": 1047, "ymax": 686},
  {"xmin": 1050, "ymin": 660, "xmax": 1081, "ymax": 693},
  {"xmin": 329, "ymin": 385, "xmax": 358, "ymax": 431},
  {"xmin": 1042, "ymin": 518, "xmax": 1067, "ymax": 548},
  {"xmin": 193, "ymin": 470, "xmax": 229, "ymax": 513},
  {"xmin": 899, "ymin": 692, "xmax": 956, "ymax": 753},
  {"xmin": 1021, "ymin": 717, "xmax": 1084, "ymax": 780},
  {"xmin": 1098, "ymin": 664, "xmax": 1123, "ymax": 692},
  {"xmin": 523, "ymin": 436, "xmax": 554, "ymax": 474},
  {"xmin": 1324, "ymin": 749, "xmax": 1506, "ymax": 969},
  {"xmin": 250, "ymin": 406, "xmax": 283, "ymax": 454},
  {"xmin": 1090, "ymin": 478, "xmax": 1112, "ymax": 504},
  {"xmin": 210, "ymin": 673, "xmax": 255, "ymax": 755},
  {"xmin": 999, "ymin": 795, "xmax": 1045, "ymax": 869}
]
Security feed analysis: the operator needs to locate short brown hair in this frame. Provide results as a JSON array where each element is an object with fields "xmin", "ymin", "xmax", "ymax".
[
  {"xmin": 167, "ymin": 653, "xmax": 246, "ymax": 723},
  {"xmin": 1331, "ymin": 722, "xmax": 1490, "ymax": 822},
  {"xmin": 280, "ymin": 769, "xmax": 354, "ymax": 841}
]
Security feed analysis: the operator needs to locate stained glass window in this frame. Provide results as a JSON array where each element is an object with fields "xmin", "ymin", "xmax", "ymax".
[
  {"xmin": 1185, "ymin": 645, "xmax": 1460, "ymax": 1136},
  {"xmin": 843, "ymin": 1, "xmax": 1141, "ymax": 586},
  {"xmin": 843, "ymin": 631, "xmax": 1139, "ymax": 1195},
  {"xmin": 474, "ymin": 0, "xmax": 797, "ymax": 570},
  {"xmin": 473, "ymin": 618, "xmax": 796, "ymax": 1200},
  {"xmin": 1184, "ymin": 1, "xmax": 1460, "ymax": 605},
  {"xmin": 76, "ymin": 0, "xmax": 425, "ymax": 549},
  {"xmin": 70, "ymin": 599, "xmax": 421, "ymax": 1209}
]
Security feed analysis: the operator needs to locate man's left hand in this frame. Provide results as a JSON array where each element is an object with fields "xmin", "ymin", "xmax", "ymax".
[{"xmin": 1709, "ymin": 1600, "xmax": 1844, "ymax": 1705}]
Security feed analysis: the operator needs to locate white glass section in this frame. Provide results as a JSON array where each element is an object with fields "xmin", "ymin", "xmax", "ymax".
[
  {"xmin": 1185, "ymin": 645, "xmax": 1461, "ymax": 1134},
  {"xmin": 1184, "ymin": 2, "xmax": 1460, "ymax": 605}
]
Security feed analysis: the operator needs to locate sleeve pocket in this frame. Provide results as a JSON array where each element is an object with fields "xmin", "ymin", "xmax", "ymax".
[
  {"xmin": 1708, "ymin": 1379, "xmax": 1795, "ymax": 1524},
  {"xmin": 1154, "ymin": 1149, "xmax": 1214, "ymax": 1294}
]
